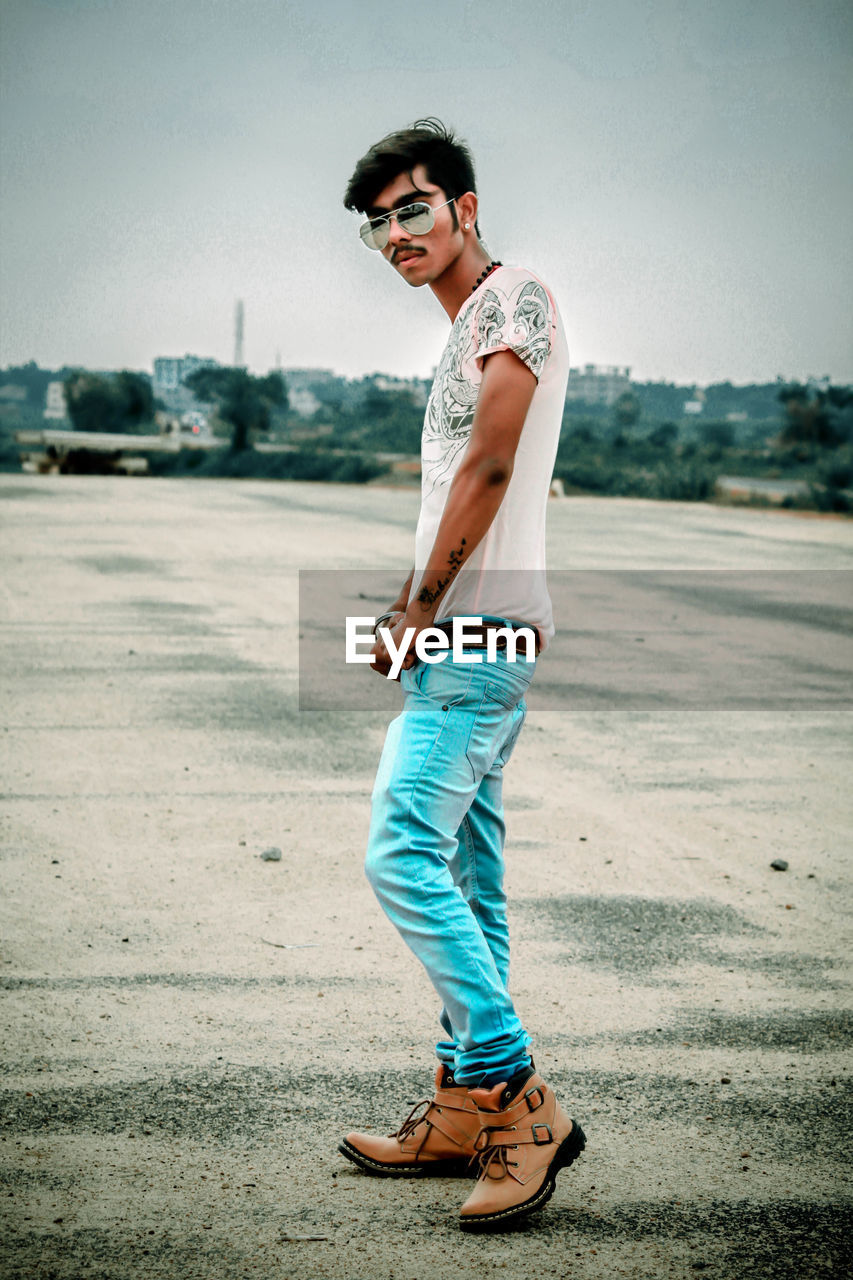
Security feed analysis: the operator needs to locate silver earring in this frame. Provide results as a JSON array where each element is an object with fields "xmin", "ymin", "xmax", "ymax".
[{"xmin": 465, "ymin": 222, "xmax": 471, "ymax": 230}]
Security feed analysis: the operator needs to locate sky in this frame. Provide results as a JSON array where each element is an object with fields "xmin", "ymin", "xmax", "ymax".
[{"xmin": 1, "ymin": 0, "xmax": 851, "ymax": 386}]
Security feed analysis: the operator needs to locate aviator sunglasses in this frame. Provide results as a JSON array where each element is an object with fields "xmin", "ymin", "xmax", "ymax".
[{"xmin": 359, "ymin": 197, "xmax": 457, "ymax": 251}]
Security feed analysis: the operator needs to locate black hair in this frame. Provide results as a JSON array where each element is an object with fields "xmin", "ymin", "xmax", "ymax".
[{"xmin": 343, "ymin": 117, "xmax": 479, "ymax": 234}]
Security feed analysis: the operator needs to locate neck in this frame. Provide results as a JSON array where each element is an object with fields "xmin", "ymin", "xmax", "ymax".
[{"xmin": 430, "ymin": 241, "xmax": 494, "ymax": 321}]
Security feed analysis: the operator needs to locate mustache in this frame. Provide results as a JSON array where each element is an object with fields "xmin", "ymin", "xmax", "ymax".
[{"xmin": 392, "ymin": 248, "xmax": 425, "ymax": 265}]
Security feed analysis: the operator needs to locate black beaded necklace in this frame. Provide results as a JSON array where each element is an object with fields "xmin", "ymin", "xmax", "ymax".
[{"xmin": 471, "ymin": 260, "xmax": 502, "ymax": 293}]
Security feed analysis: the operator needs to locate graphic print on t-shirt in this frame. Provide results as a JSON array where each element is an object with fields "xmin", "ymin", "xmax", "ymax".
[{"xmin": 422, "ymin": 274, "xmax": 554, "ymax": 494}]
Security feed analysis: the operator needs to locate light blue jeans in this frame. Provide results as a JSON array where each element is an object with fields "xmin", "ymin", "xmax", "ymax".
[{"xmin": 365, "ymin": 634, "xmax": 535, "ymax": 1087}]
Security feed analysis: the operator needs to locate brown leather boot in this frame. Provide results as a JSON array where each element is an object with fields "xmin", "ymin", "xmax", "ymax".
[
  {"xmin": 339, "ymin": 1065, "xmax": 481, "ymax": 1177},
  {"xmin": 459, "ymin": 1071, "xmax": 586, "ymax": 1230}
]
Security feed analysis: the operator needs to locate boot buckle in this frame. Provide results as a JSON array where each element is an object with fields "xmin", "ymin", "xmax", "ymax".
[{"xmin": 531, "ymin": 1123, "xmax": 553, "ymax": 1145}]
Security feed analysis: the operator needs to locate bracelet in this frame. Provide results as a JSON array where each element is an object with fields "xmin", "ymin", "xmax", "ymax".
[{"xmin": 373, "ymin": 610, "xmax": 398, "ymax": 636}]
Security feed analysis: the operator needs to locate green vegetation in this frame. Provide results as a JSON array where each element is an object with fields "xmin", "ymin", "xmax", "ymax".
[
  {"xmin": 778, "ymin": 383, "xmax": 852, "ymax": 449},
  {"xmin": 183, "ymin": 366, "xmax": 287, "ymax": 452},
  {"xmin": 0, "ymin": 362, "xmax": 72, "ymax": 470},
  {"xmin": 1, "ymin": 361, "xmax": 851, "ymax": 509},
  {"xmin": 64, "ymin": 370, "xmax": 155, "ymax": 433},
  {"xmin": 549, "ymin": 381, "xmax": 852, "ymax": 511},
  {"xmin": 147, "ymin": 444, "xmax": 387, "ymax": 484},
  {"xmin": 0, "ymin": 420, "xmax": 22, "ymax": 472}
]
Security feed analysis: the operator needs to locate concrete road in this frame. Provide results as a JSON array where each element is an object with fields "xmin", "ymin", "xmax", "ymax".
[{"xmin": 1, "ymin": 476, "xmax": 851, "ymax": 1280}]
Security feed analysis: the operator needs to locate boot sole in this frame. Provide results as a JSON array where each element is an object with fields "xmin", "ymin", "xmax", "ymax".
[
  {"xmin": 338, "ymin": 1139, "xmax": 474, "ymax": 1179},
  {"xmin": 459, "ymin": 1120, "xmax": 587, "ymax": 1232}
]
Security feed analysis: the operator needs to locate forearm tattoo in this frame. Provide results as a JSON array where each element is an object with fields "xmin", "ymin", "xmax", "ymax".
[{"xmin": 416, "ymin": 539, "xmax": 467, "ymax": 610}]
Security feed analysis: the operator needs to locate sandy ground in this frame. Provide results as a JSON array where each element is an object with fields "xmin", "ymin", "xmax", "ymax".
[{"xmin": 1, "ymin": 475, "xmax": 851, "ymax": 1280}]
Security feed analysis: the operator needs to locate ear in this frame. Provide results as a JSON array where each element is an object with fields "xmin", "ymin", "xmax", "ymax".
[{"xmin": 456, "ymin": 191, "xmax": 478, "ymax": 231}]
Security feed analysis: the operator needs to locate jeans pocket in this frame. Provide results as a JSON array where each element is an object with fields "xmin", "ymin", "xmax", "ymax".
[
  {"xmin": 482, "ymin": 657, "xmax": 535, "ymax": 710},
  {"xmin": 413, "ymin": 658, "xmax": 474, "ymax": 708},
  {"xmin": 484, "ymin": 679, "xmax": 522, "ymax": 710}
]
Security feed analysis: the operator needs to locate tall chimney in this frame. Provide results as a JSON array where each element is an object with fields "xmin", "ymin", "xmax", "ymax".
[{"xmin": 234, "ymin": 299, "xmax": 245, "ymax": 368}]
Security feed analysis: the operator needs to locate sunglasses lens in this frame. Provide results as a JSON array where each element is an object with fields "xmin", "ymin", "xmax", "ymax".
[
  {"xmin": 397, "ymin": 204, "xmax": 434, "ymax": 234},
  {"xmin": 359, "ymin": 220, "xmax": 388, "ymax": 251}
]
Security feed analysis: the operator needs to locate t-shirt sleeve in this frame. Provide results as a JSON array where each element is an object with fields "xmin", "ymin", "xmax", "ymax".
[{"xmin": 468, "ymin": 268, "xmax": 556, "ymax": 381}]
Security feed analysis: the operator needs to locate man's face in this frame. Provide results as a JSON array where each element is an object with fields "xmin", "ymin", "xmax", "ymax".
[{"xmin": 365, "ymin": 164, "xmax": 464, "ymax": 286}]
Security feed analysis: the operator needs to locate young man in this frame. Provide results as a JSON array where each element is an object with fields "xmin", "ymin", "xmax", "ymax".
[{"xmin": 338, "ymin": 119, "xmax": 585, "ymax": 1231}]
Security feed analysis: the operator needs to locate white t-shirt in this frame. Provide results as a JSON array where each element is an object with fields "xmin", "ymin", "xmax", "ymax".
[{"xmin": 412, "ymin": 265, "xmax": 569, "ymax": 648}]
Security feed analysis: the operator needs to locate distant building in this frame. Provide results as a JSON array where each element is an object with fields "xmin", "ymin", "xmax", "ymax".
[
  {"xmin": 282, "ymin": 367, "xmax": 428, "ymax": 417},
  {"xmin": 153, "ymin": 354, "xmax": 219, "ymax": 412},
  {"xmin": 683, "ymin": 388, "xmax": 706, "ymax": 415},
  {"xmin": 288, "ymin": 386, "xmax": 322, "ymax": 417},
  {"xmin": 44, "ymin": 381, "xmax": 68, "ymax": 421},
  {"xmin": 0, "ymin": 383, "xmax": 28, "ymax": 412},
  {"xmin": 284, "ymin": 367, "xmax": 336, "ymax": 386},
  {"xmin": 0, "ymin": 382, "xmax": 28, "ymax": 425},
  {"xmin": 565, "ymin": 363, "xmax": 632, "ymax": 407},
  {"xmin": 370, "ymin": 374, "xmax": 429, "ymax": 406},
  {"xmin": 283, "ymin": 368, "xmax": 335, "ymax": 418}
]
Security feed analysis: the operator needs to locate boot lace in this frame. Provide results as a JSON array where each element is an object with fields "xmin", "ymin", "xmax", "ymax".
[
  {"xmin": 469, "ymin": 1130, "xmax": 518, "ymax": 1180},
  {"xmin": 392, "ymin": 1099, "xmax": 434, "ymax": 1156}
]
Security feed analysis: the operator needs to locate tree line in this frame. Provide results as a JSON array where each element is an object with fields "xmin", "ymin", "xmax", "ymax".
[
  {"xmin": 1, "ymin": 361, "xmax": 851, "ymax": 506},
  {"xmin": 53, "ymin": 366, "xmax": 286, "ymax": 453}
]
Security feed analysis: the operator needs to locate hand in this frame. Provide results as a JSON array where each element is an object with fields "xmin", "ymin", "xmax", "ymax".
[
  {"xmin": 370, "ymin": 611, "xmax": 403, "ymax": 679},
  {"xmin": 370, "ymin": 611, "xmax": 422, "ymax": 680}
]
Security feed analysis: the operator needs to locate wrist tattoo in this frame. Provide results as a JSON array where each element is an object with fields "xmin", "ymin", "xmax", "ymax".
[{"xmin": 416, "ymin": 539, "xmax": 466, "ymax": 609}]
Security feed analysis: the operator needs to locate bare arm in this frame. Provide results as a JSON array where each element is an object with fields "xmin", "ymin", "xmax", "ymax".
[
  {"xmin": 371, "ymin": 567, "xmax": 414, "ymax": 631},
  {"xmin": 371, "ymin": 349, "xmax": 537, "ymax": 676},
  {"xmin": 388, "ymin": 567, "xmax": 414, "ymax": 615},
  {"xmin": 369, "ymin": 568, "xmax": 414, "ymax": 662}
]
